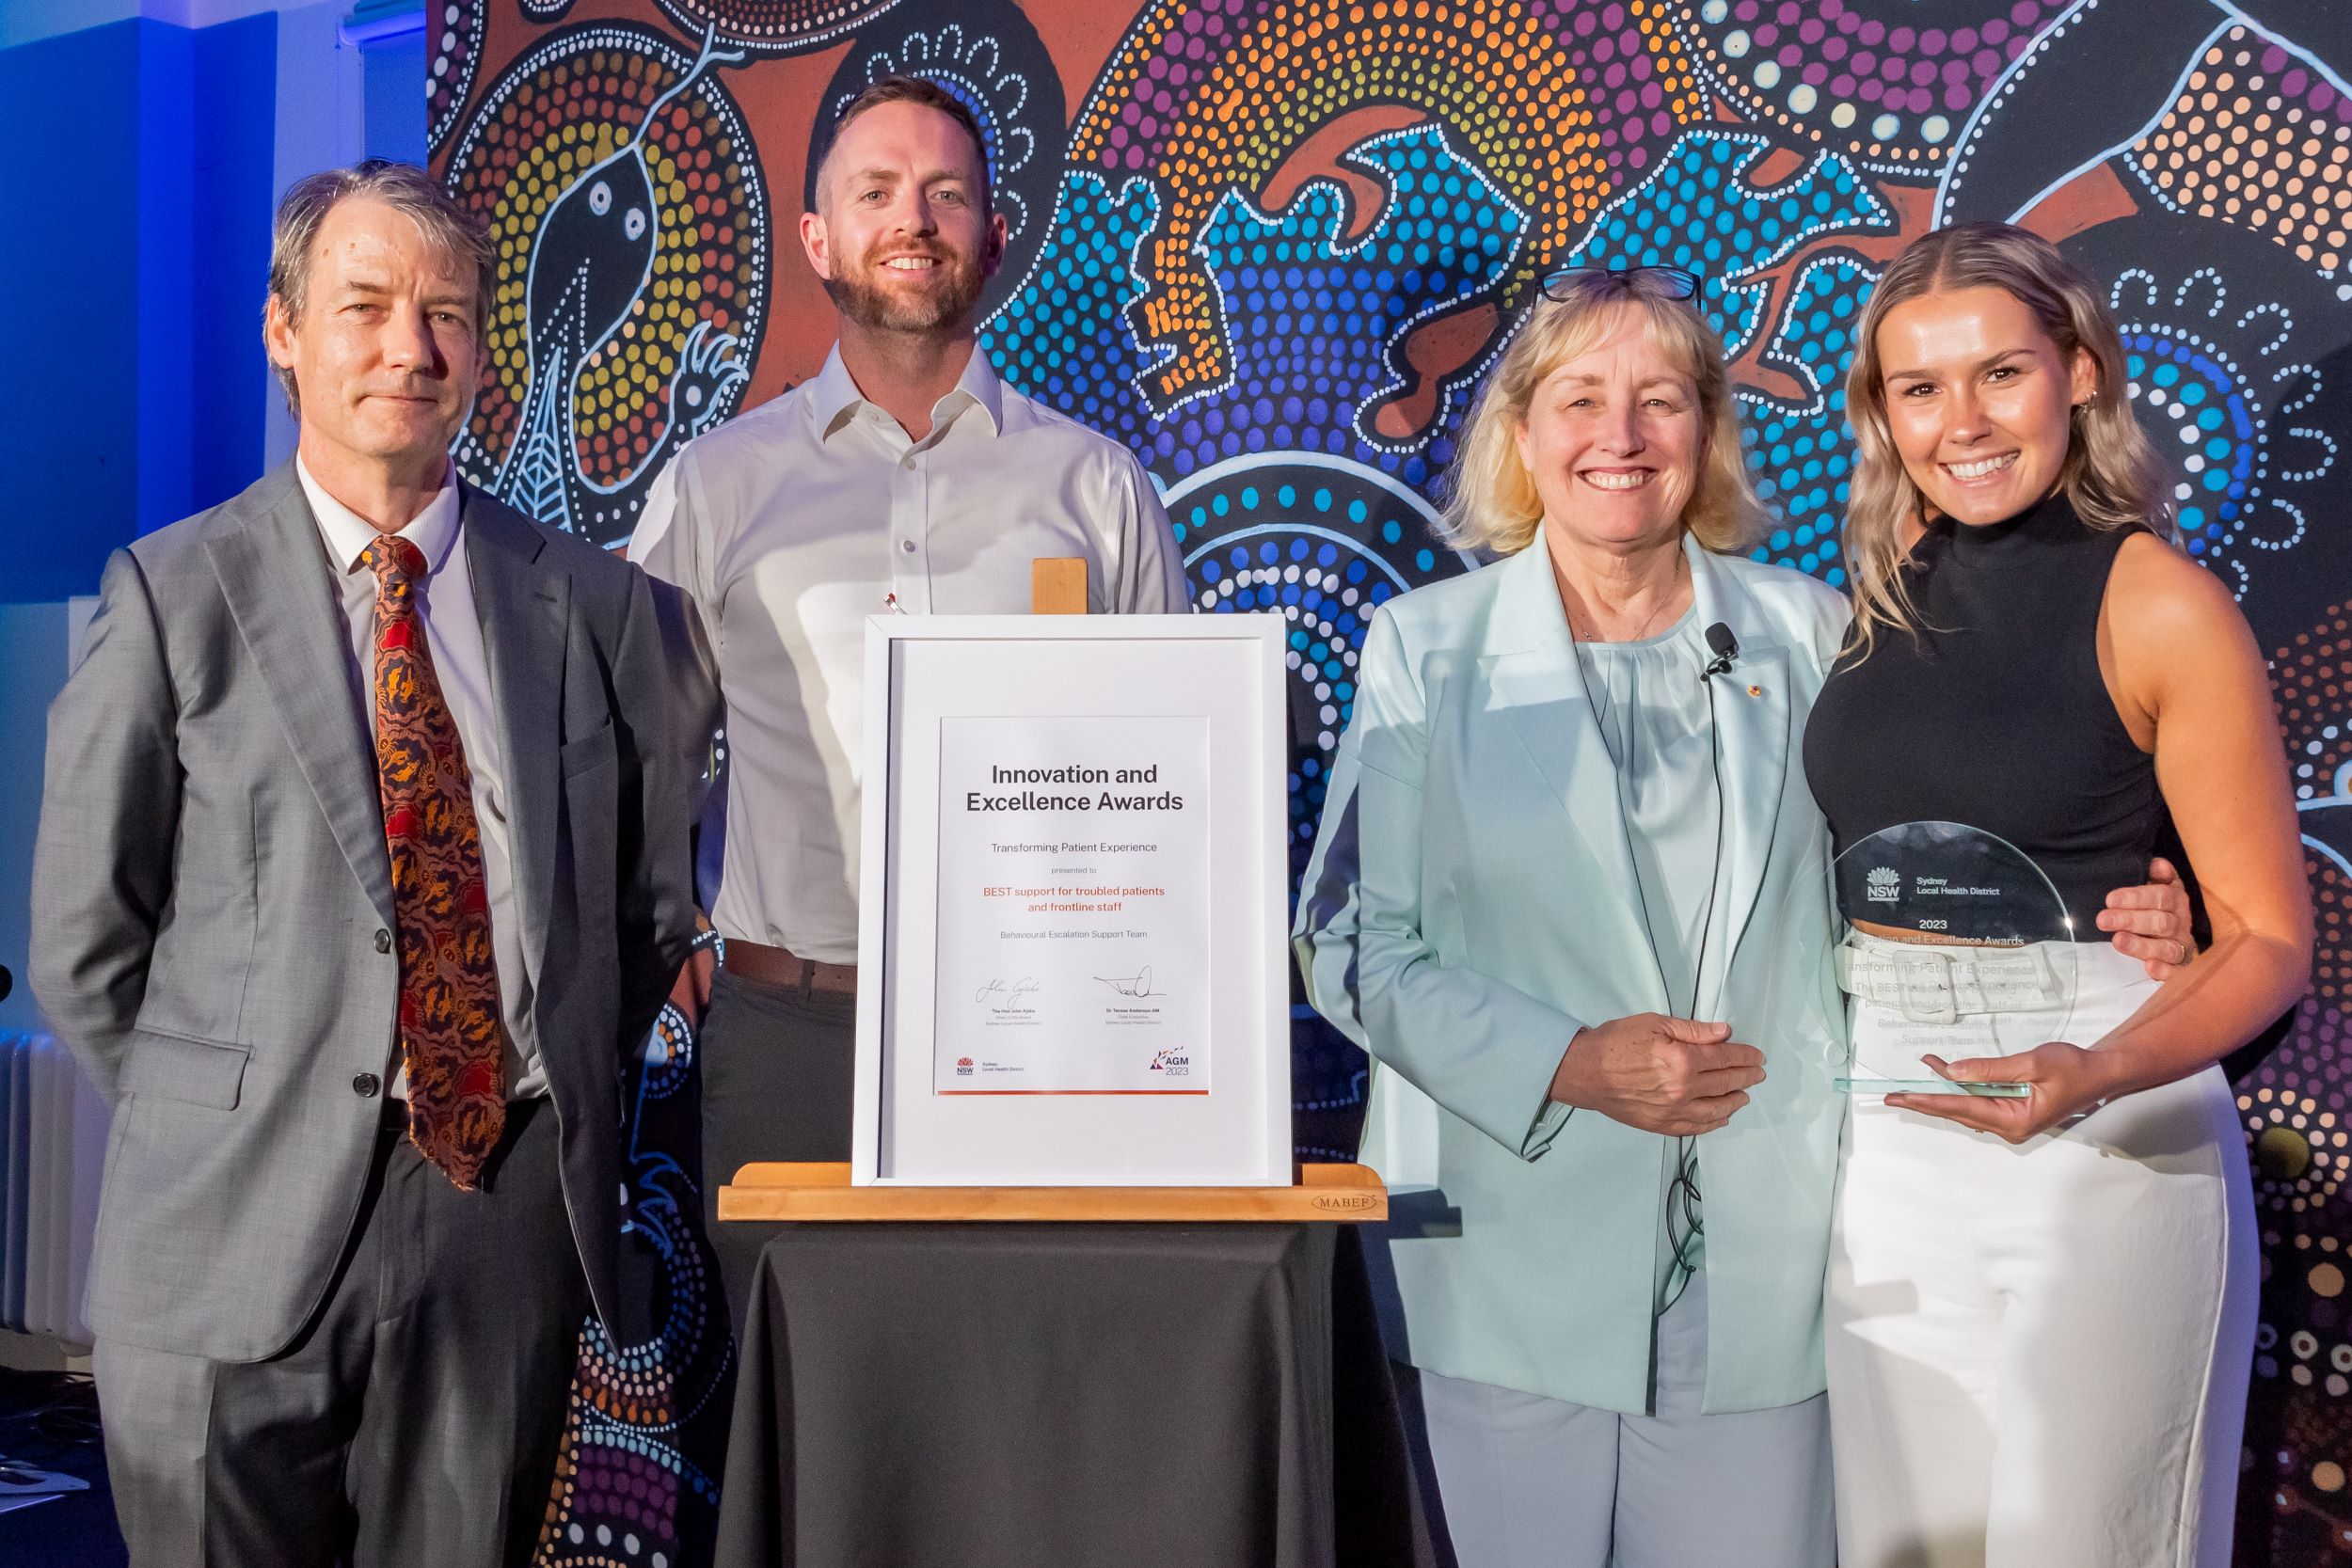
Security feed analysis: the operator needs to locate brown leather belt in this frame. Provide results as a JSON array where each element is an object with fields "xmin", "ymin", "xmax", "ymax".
[{"xmin": 723, "ymin": 938, "xmax": 858, "ymax": 999}]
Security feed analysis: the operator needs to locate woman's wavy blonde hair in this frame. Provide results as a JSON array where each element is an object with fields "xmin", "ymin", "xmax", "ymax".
[
  {"xmin": 1442, "ymin": 271, "xmax": 1769, "ymax": 557},
  {"xmin": 1842, "ymin": 221, "xmax": 2175, "ymax": 655}
]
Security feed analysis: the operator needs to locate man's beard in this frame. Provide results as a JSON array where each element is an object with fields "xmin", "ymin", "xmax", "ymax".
[{"xmin": 823, "ymin": 243, "xmax": 988, "ymax": 334}]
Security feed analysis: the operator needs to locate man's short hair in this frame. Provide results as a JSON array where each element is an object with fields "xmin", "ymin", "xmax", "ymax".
[
  {"xmin": 815, "ymin": 76, "xmax": 993, "ymax": 209},
  {"xmin": 265, "ymin": 160, "xmax": 496, "ymax": 415}
]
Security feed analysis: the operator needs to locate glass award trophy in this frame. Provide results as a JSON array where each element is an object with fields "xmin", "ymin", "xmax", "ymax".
[{"xmin": 1832, "ymin": 822, "xmax": 2078, "ymax": 1099}]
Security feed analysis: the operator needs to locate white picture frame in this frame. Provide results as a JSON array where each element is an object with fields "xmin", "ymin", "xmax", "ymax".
[{"xmin": 850, "ymin": 614, "xmax": 1291, "ymax": 1186}]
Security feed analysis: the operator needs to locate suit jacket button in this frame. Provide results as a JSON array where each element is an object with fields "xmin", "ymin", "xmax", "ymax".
[
  {"xmin": 374, "ymin": 929, "xmax": 392, "ymax": 954},
  {"xmin": 353, "ymin": 1072, "xmax": 381, "ymax": 1099}
]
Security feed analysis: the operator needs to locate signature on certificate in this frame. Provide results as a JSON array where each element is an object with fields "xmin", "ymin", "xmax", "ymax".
[
  {"xmin": 1093, "ymin": 966, "xmax": 1163, "ymax": 998},
  {"xmin": 974, "ymin": 976, "xmax": 1042, "ymax": 1005}
]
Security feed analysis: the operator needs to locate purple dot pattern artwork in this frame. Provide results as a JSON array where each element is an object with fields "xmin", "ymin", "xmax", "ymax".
[{"xmin": 1672, "ymin": 0, "xmax": 2057, "ymax": 172}]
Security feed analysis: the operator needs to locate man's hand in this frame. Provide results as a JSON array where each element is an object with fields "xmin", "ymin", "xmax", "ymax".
[
  {"xmin": 1548, "ymin": 1014, "xmax": 1765, "ymax": 1136},
  {"xmin": 2096, "ymin": 857, "xmax": 2196, "ymax": 979}
]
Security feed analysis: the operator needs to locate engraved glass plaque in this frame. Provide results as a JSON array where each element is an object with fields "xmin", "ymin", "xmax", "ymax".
[{"xmin": 1831, "ymin": 821, "xmax": 2078, "ymax": 1099}]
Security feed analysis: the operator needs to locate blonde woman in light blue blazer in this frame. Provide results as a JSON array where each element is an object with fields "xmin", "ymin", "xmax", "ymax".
[
  {"xmin": 1295, "ymin": 271, "xmax": 2193, "ymax": 1566},
  {"xmin": 1296, "ymin": 267, "xmax": 1851, "ymax": 1566}
]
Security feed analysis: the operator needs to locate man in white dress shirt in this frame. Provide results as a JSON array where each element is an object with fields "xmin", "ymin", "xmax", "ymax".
[{"xmin": 630, "ymin": 77, "xmax": 1189, "ymax": 1314}]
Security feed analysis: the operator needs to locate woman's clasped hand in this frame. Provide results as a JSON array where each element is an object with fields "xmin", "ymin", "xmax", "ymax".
[{"xmin": 1548, "ymin": 1015, "xmax": 1763, "ymax": 1136}]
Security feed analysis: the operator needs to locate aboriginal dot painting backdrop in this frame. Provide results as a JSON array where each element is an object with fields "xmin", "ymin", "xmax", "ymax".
[{"xmin": 432, "ymin": 2, "xmax": 2352, "ymax": 1561}]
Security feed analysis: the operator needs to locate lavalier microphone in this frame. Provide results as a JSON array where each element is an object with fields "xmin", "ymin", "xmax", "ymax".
[{"xmin": 1699, "ymin": 622, "xmax": 1739, "ymax": 682}]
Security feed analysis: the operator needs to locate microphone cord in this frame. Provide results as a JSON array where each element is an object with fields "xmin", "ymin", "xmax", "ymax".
[{"xmin": 1661, "ymin": 633, "xmax": 1729, "ymax": 1317}]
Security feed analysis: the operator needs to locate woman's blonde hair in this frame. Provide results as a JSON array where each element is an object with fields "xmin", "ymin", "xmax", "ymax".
[
  {"xmin": 1842, "ymin": 221, "xmax": 2174, "ymax": 654},
  {"xmin": 1442, "ymin": 271, "xmax": 1769, "ymax": 557}
]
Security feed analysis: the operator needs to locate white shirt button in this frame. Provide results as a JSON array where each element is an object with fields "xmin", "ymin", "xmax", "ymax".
[{"xmin": 900, "ymin": 539, "xmax": 917, "ymax": 553}]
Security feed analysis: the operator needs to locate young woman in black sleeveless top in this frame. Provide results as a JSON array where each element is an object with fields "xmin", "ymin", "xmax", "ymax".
[{"xmin": 1805, "ymin": 224, "xmax": 2310, "ymax": 1568}]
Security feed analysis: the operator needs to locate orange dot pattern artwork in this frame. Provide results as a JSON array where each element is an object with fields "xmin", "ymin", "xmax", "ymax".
[
  {"xmin": 440, "ymin": 24, "xmax": 766, "ymax": 545},
  {"xmin": 2132, "ymin": 28, "xmax": 2352, "ymax": 278},
  {"xmin": 2258, "ymin": 603, "xmax": 2352, "ymax": 1560}
]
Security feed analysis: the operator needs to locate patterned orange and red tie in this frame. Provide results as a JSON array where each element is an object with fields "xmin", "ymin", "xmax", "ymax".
[{"xmin": 366, "ymin": 536, "xmax": 505, "ymax": 1189}]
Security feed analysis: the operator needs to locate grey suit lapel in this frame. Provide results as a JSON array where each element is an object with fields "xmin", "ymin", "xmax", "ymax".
[
  {"xmin": 462, "ymin": 490, "xmax": 566, "ymax": 987},
  {"xmin": 206, "ymin": 466, "xmax": 396, "ymax": 927}
]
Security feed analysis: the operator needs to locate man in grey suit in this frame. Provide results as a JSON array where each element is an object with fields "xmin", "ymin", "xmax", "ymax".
[{"xmin": 30, "ymin": 161, "xmax": 695, "ymax": 1565}]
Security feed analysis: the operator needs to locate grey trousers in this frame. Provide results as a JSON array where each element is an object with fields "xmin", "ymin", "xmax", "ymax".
[
  {"xmin": 1413, "ymin": 1270, "xmax": 1835, "ymax": 1568},
  {"xmin": 94, "ymin": 1098, "xmax": 589, "ymax": 1568},
  {"xmin": 697, "ymin": 968, "xmax": 858, "ymax": 1331}
]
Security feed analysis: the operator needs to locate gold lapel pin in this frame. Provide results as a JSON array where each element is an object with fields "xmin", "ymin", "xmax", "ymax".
[{"xmin": 1746, "ymin": 684, "xmax": 1763, "ymax": 697}]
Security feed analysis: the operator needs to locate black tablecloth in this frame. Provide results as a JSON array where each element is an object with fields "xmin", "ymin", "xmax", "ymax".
[{"xmin": 712, "ymin": 1222, "xmax": 1433, "ymax": 1568}]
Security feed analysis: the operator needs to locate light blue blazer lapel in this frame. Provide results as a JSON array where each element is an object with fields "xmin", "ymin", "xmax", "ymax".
[
  {"xmin": 1687, "ymin": 536, "xmax": 1790, "ymax": 1018},
  {"xmin": 462, "ymin": 492, "xmax": 567, "ymax": 989},
  {"xmin": 205, "ymin": 466, "xmax": 396, "ymax": 928},
  {"xmin": 1483, "ymin": 540, "xmax": 1655, "ymax": 986}
]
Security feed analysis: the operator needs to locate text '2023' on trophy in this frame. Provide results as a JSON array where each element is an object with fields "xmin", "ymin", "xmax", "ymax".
[{"xmin": 1832, "ymin": 822, "xmax": 2083, "ymax": 1099}]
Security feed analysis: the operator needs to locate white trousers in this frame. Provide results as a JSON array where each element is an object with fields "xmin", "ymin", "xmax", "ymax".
[
  {"xmin": 1826, "ymin": 937, "xmax": 2257, "ymax": 1568},
  {"xmin": 1418, "ymin": 1269, "xmax": 1836, "ymax": 1568}
]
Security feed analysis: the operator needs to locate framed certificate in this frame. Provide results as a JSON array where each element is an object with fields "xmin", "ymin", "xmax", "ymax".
[{"xmin": 850, "ymin": 615, "xmax": 1292, "ymax": 1186}]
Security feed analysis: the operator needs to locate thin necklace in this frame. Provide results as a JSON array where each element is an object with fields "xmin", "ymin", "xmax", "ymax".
[{"xmin": 1567, "ymin": 563, "xmax": 1690, "ymax": 643}]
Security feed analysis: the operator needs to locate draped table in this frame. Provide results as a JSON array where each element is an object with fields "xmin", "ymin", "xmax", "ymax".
[{"xmin": 710, "ymin": 1220, "xmax": 1434, "ymax": 1568}]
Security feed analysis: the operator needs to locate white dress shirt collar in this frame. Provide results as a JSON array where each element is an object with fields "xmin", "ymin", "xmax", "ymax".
[
  {"xmin": 295, "ymin": 454, "xmax": 464, "ymax": 576},
  {"xmin": 806, "ymin": 342, "xmax": 1006, "ymax": 444}
]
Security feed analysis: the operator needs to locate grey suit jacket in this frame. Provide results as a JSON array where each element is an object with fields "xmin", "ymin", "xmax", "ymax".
[{"xmin": 30, "ymin": 462, "xmax": 697, "ymax": 1360}]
